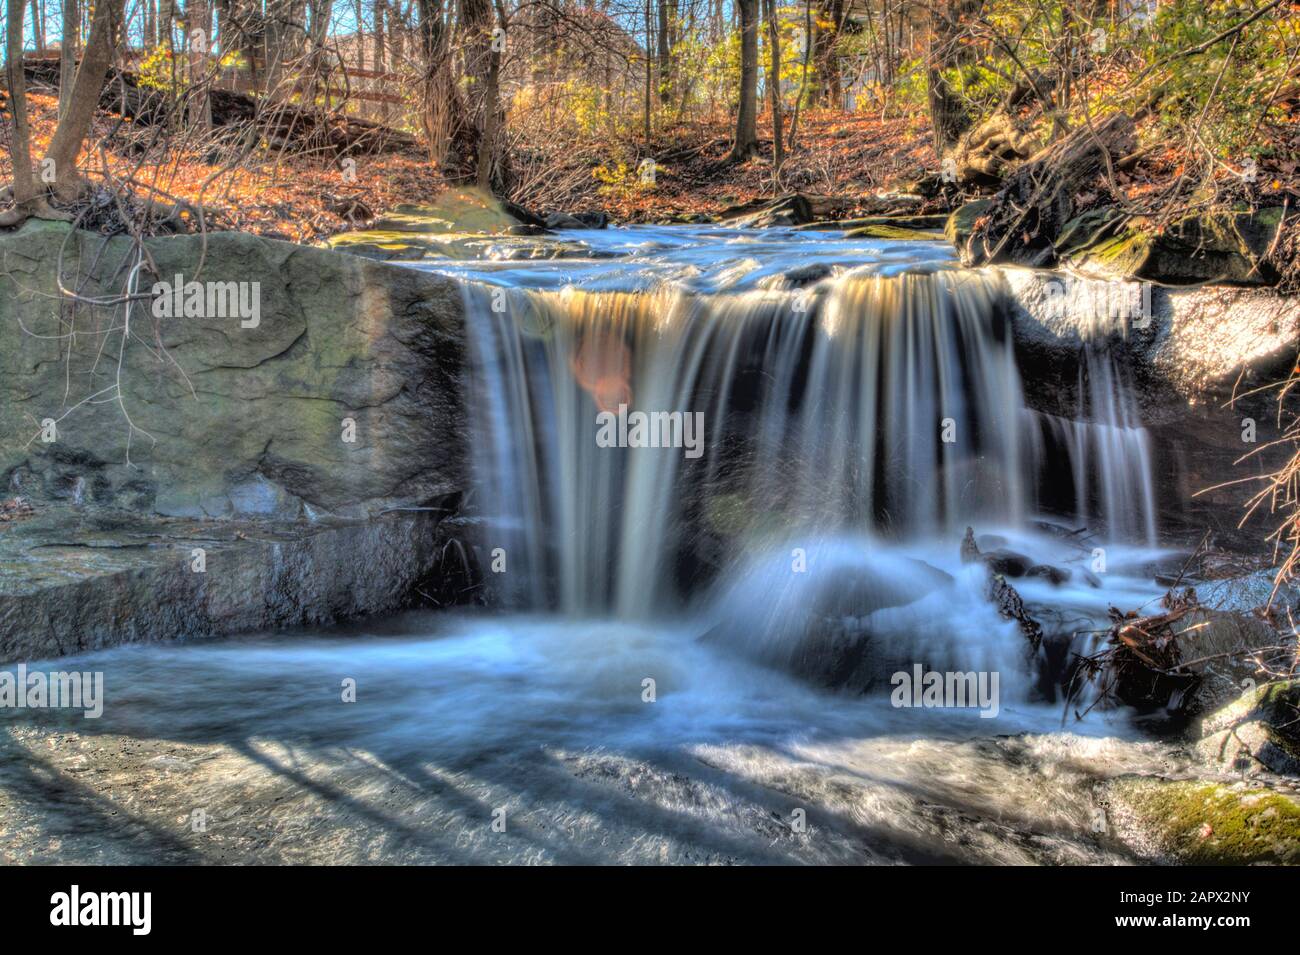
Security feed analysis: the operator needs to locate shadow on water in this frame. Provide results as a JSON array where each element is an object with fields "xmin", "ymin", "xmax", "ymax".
[{"xmin": 0, "ymin": 604, "xmax": 1166, "ymax": 865}]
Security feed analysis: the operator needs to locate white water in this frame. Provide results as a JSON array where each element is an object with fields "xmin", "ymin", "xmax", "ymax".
[
  {"xmin": 448, "ymin": 225, "xmax": 1160, "ymax": 619},
  {"xmin": 0, "ymin": 226, "xmax": 1185, "ymax": 865}
]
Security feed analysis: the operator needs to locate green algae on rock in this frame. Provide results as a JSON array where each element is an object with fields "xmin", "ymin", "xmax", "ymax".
[{"xmin": 1100, "ymin": 777, "xmax": 1300, "ymax": 864}]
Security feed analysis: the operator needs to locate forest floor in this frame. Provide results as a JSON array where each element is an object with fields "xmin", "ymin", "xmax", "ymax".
[
  {"xmin": 0, "ymin": 94, "xmax": 945, "ymax": 239},
  {"xmin": 2, "ymin": 89, "xmax": 1297, "ymax": 244}
]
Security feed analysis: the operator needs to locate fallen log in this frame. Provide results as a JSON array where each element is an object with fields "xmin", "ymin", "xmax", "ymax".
[{"xmin": 20, "ymin": 56, "xmax": 418, "ymax": 157}]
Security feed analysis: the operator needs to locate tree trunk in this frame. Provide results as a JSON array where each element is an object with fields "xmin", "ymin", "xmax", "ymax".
[
  {"xmin": 30, "ymin": 0, "xmax": 45, "ymax": 53},
  {"xmin": 264, "ymin": 0, "xmax": 298, "ymax": 95},
  {"xmin": 475, "ymin": 19, "xmax": 501, "ymax": 191},
  {"xmin": 730, "ymin": 0, "xmax": 759, "ymax": 161},
  {"xmin": 927, "ymin": 0, "xmax": 979, "ymax": 158},
  {"xmin": 59, "ymin": 0, "xmax": 80, "ymax": 118},
  {"xmin": 4, "ymin": 0, "xmax": 40, "ymax": 219},
  {"xmin": 655, "ymin": 0, "xmax": 673, "ymax": 106},
  {"xmin": 765, "ymin": 0, "xmax": 783, "ymax": 169},
  {"xmin": 45, "ymin": 0, "xmax": 127, "ymax": 202},
  {"xmin": 187, "ymin": 0, "xmax": 212, "ymax": 128},
  {"xmin": 375, "ymin": 0, "xmax": 387, "ymax": 119},
  {"xmin": 812, "ymin": 0, "xmax": 843, "ymax": 106},
  {"xmin": 643, "ymin": 0, "xmax": 652, "ymax": 140},
  {"xmin": 306, "ymin": 0, "xmax": 334, "ymax": 106}
]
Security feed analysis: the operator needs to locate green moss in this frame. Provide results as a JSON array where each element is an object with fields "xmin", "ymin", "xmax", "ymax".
[
  {"xmin": 845, "ymin": 224, "xmax": 944, "ymax": 241},
  {"xmin": 1115, "ymin": 779, "xmax": 1300, "ymax": 864}
]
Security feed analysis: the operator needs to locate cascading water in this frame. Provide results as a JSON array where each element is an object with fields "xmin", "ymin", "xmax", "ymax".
[{"xmin": 458, "ymin": 231, "xmax": 1159, "ymax": 629}]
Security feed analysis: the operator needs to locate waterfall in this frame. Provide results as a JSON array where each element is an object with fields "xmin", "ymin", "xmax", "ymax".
[{"xmin": 461, "ymin": 262, "xmax": 1159, "ymax": 617}]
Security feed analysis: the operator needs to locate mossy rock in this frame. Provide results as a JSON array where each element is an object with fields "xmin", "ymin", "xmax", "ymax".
[
  {"xmin": 1053, "ymin": 206, "xmax": 1127, "ymax": 258},
  {"xmin": 1197, "ymin": 679, "xmax": 1300, "ymax": 775},
  {"xmin": 327, "ymin": 229, "xmax": 592, "ymax": 263},
  {"xmin": 1067, "ymin": 208, "xmax": 1286, "ymax": 286},
  {"xmin": 944, "ymin": 198, "xmax": 994, "ymax": 253},
  {"xmin": 800, "ymin": 214, "xmax": 948, "ymax": 234},
  {"xmin": 845, "ymin": 224, "xmax": 944, "ymax": 241},
  {"xmin": 0, "ymin": 220, "xmax": 468, "ymax": 519},
  {"xmin": 1101, "ymin": 777, "xmax": 1300, "ymax": 864}
]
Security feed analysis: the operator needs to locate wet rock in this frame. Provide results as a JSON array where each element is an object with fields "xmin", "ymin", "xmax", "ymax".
[
  {"xmin": 944, "ymin": 198, "xmax": 993, "ymax": 255},
  {"xmin": 844, "ymin": 219, "xmax": 945, "ymax": 241},
  {"xmin": 507, "ymin": 223, "xmax": 549, "ymax": 236},
  {"xmin": 1174, "ymin": 606, "xmax": 1291, "ymax": 716},
  {"xmin": 543, "ymin": 210, "xmax": 590, "ymax": 227},
  {"xmin": 1025, "ymin": 564, "xmax": 1069, "ymax": 586},
  {"xmin": 1197, "ymin": 680, "xmax": 1300, "ymax": 776},
  {"xmin": 979, "ymin": 549, "xmax": 1033, "ymax": 577},
  {"xmin": 718, "ymin": 194, "xmax": 814, "ymax": 229},
  {"xmin": 1195, "ymin": 569, "xmax": 1300, "ymax": 615},
  {"xmin": 781, "ymin": 263, "xmax": 834, "ymax": 287},
  {"xmin": 0, "ymin": 507, "xmax": 450, "ymax": 662},
  {"xmin": 1001, "ymin": 267, "xmax": 1300, "ymax": 543},
  {"xmin": 702, "ymin": 547, "xmax": 955, "ymax": 690},
  {"xmin": 1097, "ymin": 776, "xmax": 1300, "ymax": 864}
]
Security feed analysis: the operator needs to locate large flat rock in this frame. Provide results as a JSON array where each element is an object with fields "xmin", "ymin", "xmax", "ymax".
[
  {"xmin": 0, "ymin": 221, "xmax": 468, "ymax": 520},
  {"xmin": 0, "ymin": 506, "xmax": 448, "ymax": 662}
]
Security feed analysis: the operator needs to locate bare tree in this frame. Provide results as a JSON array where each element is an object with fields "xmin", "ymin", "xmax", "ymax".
[
  {"xmin": 43, "ymin": 0, "xmax": 128, "ymax": 202},
  {"xmin": 58, "ymin": 0, "xmax": 79, "ymax": 118},
  {"xmin": 730, "ymin": 0, "xmax": 759, "ymax": 160},
  {"xmin": 927, "ymin": 0, "xmax": 979, "ymax": 157},
  {"xmin": 765, "ymin": 0, "xmax": 783, "ymax": 169}
]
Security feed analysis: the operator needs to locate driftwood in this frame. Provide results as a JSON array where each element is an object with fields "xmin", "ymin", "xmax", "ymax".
[
  {"xmin": 961, "ymin": 527, "xmax": 1044, "ymax": 652},
  {"xmin": 963, "ymin": 111, "xmax": 1136, "ymax": 267},
  {"xmin": 20, "ymin": 56, "xmax": 418, "ymax": 157}
]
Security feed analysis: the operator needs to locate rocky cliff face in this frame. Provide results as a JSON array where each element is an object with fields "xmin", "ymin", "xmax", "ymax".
[
  {"xmin": 0, "ymin": 222, "xmax": 470, "ymax": 660},
  {"xmin": 0, "ymin": 221, "xmax": 468, "ymax": 520},
  {"xmin": 1000, "ymin": 268, "xmax": 1300, "ymax": 545}
]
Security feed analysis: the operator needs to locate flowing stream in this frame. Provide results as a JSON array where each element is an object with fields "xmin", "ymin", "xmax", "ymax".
[{"xmin": 0, "ymin": 226, "xmax": 1192, "ymax": 865}]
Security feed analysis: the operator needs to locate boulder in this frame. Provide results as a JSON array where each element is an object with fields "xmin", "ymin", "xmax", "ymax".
[
  {"xmin": 544, "ymin": 212, "xmax": 598, "ymax": 230},
  {"xmin": 1197, "ymin": 680, "xmax": 1300, "ymax": 776},
  {"xmin": 0, "ymin": 220, "xmax": 468, "ymax": 520},
  {"xmin": 979, "ymin": 549, "xmax": 1034, "ymax": 577},
  {"xmin": 0, "ymin": 506, "xmax": 454, "ymax": 662},
  {"xmin": 1067, "ymin": 208, "xmax": 1288, "ymax": 286},
  {"xmin": 845, "ymin": 218, "xmax": 946, "ymax": 241},
  {"xmin": 718, "ymin": 194, "xmax": 814, "ymax": 229}
]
